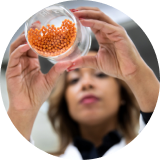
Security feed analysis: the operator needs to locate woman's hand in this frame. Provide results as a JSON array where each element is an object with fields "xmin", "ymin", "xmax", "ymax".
[
  {"xmin": 6, "ymin": 31, "xmax": 72, "ymax": 140},
  {"xmin": 7, "ymin": 34, "xmax": 72, "ymax": 111},
  {"xmin": 69, "ymin": 7, "xmax": 144, "ymax": 81},
  {"xmin": 69, "ymin": 7, "xmax": 159, "ymax": 112}
]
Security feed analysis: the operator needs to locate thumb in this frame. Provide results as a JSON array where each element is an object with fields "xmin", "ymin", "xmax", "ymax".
[
  {"xmin": 66, "ymin": 56, "xmax": 99, "ymax": 71},
  {"xmin": 45, "ymin": 61, "xmax": 72, "ymax": 88}
]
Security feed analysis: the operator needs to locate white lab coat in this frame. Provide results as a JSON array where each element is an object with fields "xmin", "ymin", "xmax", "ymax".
[
  {"xmin": 30, "ymin": 114, "xmax": 146, "ymax": 159},
  {"xmin": 59, "ymin": 138, "xmax": 126, "ymax": 160}
]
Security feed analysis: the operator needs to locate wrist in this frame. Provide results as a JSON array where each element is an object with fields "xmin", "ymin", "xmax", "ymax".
[
  {"xmin": 7, "ymin": 106, "xmax": 38, "ymax": 141},
  {"xmin": 8, "ymin": 99, "xmax": 41, "ymax": 112},
  {"xmin": 124, "ymin": 60, "xmax": 159, "ymax": 112}
]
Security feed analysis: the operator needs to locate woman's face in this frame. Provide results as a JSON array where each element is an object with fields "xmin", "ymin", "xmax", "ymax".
[{"xmin": 65, "ymin": 52, "xmax": 121, "ymax": 126}]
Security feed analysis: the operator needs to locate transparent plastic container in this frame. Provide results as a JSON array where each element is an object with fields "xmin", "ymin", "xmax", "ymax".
[{"xmin": 25, "ymin": 4, "xmax": 91, "ymax": 64}]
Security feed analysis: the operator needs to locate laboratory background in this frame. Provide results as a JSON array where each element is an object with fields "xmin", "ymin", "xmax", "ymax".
[{"xmin": 0, "ymin": 0, "xmax": 159, "ymax": 153}]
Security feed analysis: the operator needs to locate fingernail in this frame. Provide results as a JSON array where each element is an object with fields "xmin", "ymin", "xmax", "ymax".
[
  {"xmin": 68, "ymin": 69, "xmax": 75, "ymax": 72},
  {"xmin": 70, "ymin": 9, "xmax": 79, "ymax": 12},
  {"xmin": 67, "ymin": 62, "xmax": 76, "ymax": 69},
  {"xmin": 35, "ymin": 21, "xmax": 41, "ymax": 24}
]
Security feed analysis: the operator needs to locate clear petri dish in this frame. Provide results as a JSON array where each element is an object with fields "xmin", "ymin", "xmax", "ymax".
[{"xmin": 25, "ymin": 4, "xmax": 91, "ymax": 64}]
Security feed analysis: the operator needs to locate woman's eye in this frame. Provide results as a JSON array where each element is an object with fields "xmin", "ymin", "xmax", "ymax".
[
  {"xmin": 68, "ymin": 78, "xmax": 79, "ymax": 85},
  {"xmin": 96, "ymin": 73, "xmax": 108, "ymax": 78}
]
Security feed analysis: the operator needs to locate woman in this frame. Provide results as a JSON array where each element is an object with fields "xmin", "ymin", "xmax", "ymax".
[
  {"xmin": 7, "ymin": 7, "xmax": 159, "ymax": 159},
  {"xmin": 48, "ymin": 49, "xmax": 141, "ymax": 159}
]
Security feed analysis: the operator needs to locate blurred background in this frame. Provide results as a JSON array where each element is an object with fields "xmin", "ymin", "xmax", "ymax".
[{"xmin": 0, "ymin": 0, "xmax": 159, "ymax": 153}]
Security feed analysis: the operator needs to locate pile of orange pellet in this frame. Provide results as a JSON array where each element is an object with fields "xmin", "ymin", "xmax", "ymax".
[{"xmin": 27, "ymin": 19, "xmax": 77, "ymax": 57}]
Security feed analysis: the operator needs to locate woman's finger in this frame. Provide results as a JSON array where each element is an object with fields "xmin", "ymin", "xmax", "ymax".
[
  {"xmin": 27, "ymin": 49, "xmax": 38, "ymax": 58},
  {"xmin": 73, "ymin": 10, "xmax": 118, "ymax": 26},
  {"xmin": 80, "ymin": 19, "xmax": 119, "ymax": 36},
  {"xmin": 45, "ymin": 61, "xmax": 72, "ymax": 88},
  {"xmin": 10, "ymin": 34, "xmax": 27, "ymax": 55},
  {"xmin": 67, "ymin": 56, "xmax": 99, "ymax": 71},
  {"xmin": 8, "ymin": 44, "xmax": 30, "ymax": 68},
  {"xmin": 76, "ymin": 6, "xmax": 100, "ymax": 11}
]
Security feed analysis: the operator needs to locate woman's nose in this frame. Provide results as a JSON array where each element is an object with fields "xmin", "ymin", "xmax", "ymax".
[
  {"xmin": 82, "ymin": 83, "xmax": 93, "ymax": 90},
  {"xmin": 81, "ymin": 76, "xmax": 94, "ymax": 91}
]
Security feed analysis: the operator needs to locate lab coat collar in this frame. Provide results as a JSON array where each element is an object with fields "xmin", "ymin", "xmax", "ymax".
[{"xmin": 59, "ymin": 138, "xmax": 126, "ymax": 160}]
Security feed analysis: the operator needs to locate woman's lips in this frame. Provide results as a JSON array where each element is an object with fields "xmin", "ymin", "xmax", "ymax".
[{"xmin": 81, "ymin": 97, "xmax": 99, "ymax": 104}]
